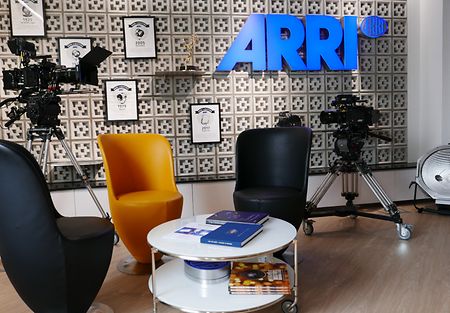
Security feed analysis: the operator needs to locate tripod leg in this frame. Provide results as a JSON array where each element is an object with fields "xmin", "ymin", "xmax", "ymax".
[
  {"xmin": 40, "ymin": 134, "xmax": 52, "ymax": 177},
  {"xmin": 356, "ymin": 163, "xmax": 412, "ymax": 240},
  {"xmin": 303, "ymin": 169, "xmax": 340, "ymax": 235},
  {"xmin": 358, "ymin": 170, "xmax": 398, "ymax": 215},
  {"xmin": 307, "ymin": 170, "xmax": 340, "ymax": 212},
  {"xmin": 54, "ymin": 128, "xmax": 110, "ymax": 220},
  {"xmin": 26, "ymin": 130, "xmax": 33, "ymax": 151}
]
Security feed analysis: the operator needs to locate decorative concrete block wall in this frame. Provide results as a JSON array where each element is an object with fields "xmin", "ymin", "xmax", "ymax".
[{"xmin": 0, "ymin": 0, "xmax": 407, "ymax": 183}]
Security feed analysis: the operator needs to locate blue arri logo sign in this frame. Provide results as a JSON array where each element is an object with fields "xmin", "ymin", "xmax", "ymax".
[{"xmin": 216, "ymin": 14, "xmax": 388, "ymax": 72}]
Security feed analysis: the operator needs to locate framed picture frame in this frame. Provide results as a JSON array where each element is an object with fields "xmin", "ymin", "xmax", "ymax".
[
  {"xmin": 104, "ymin": 80, "xmax": 139, "ymax": 122},
  {"xmin": 190, "ymin": 103, "xmax": 222, "ymax": 144},
  {"xmin": 58, "ymin": 37, "xmax": 92, "ymax": 68},
  {"xmin": 122, "ymin": 16, "xmax": 157, "ymax": 59},
  {"xmin": 9, "ymin": 0, "xmax": 46, "ymax": 37}
]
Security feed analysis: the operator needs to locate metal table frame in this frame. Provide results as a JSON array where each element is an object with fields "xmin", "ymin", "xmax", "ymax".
[{"xmin": 150, "ymin": 239, "xmax": 298, "ymax": 313}]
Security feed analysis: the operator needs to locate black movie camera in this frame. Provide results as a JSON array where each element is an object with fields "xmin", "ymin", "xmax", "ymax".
[
  {"xmin": 276, "ymin": 111, "xmax": 303, "ymax": 127},
  {"xmin": 320, "ymin": 94, "xmax": 380, "ymax": 126},
  {"xmin": 0, "ymin": 38, "xmax": 111, "ymax": 128},
  {"xmin": 321, "ymin": 94, "xmax": 391, "ymax": 161}
]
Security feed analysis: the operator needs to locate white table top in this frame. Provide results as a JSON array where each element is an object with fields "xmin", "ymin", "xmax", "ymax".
[{"xmin": 147, "ymin": 215, "xmax": 297, "ymax": 261}]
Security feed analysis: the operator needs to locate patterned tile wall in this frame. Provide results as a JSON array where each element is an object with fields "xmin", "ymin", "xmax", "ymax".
[{"xmin": 0, "ymin": 0, "xmax": 407, "ymax": 182}]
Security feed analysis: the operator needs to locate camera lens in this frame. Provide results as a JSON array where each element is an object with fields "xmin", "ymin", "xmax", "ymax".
[{"xmin": 320, "ymin": 110, "xmax": 341, "ymax": 124}]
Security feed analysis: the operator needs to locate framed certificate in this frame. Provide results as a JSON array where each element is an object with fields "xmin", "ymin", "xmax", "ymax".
[
  {"xmin": 58, "ymin": 37, "xmax": 92, "ymax": 68},
  {"xmin": 9, "ymin": 0, "xmax": 46, "ymax": 37},
  {"xmin": 190, "ymin": 103, "xmax": 222, "ymax": 144},
  {"xmin": 123, "ymin": 16, "xmax": 157, "ymax": 59},
  {"xmin": 104, "ymin": 80, "xmax": 139, "ymax": 122}
]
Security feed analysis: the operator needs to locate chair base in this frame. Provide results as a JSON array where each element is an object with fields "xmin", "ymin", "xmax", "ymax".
[
  {"xmin": 87, "ymin": 302, "xmax": 114, "ymax": 313},
  {"xmin": 117, "ymin": 256, "xmax": 152, "ymax": 275}
]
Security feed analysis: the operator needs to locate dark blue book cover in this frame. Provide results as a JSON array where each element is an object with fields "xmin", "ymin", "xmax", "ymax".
[
  {"xmin": 200, "ymin": 222, "xmax": 263, "ymax": 247},
  {"xmin": 206, "ymin": 210, "xmax": 269, "ymax": 225}
]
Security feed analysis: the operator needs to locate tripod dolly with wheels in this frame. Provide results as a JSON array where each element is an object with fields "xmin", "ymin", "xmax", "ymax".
[
  {"xmin": 303, "ymin": 158, "xmax": 412, "ymax": 240},
  {"xmin": 302, "ymin": 94, "xmax": 412, "ymax": 240}
]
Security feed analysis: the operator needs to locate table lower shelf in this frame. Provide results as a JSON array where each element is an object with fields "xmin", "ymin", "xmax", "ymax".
[{"xmin": 149, "ymin": 258, "xmax": 293, "ymax": 313}]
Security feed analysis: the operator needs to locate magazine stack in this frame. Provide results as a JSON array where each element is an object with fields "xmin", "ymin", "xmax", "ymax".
[{"xmin": 228, "ymin": 262, "xmax": 291, "ymax": 295}]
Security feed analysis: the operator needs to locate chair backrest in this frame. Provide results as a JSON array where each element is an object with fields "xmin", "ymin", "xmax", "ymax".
[
  {"xmin": 235, "ymin": 127, "xmax": 313, "ymax": 191},
  {"xmin": 98, "ymin": 133, "xmax": 177, "ymax": 197},
  {"xmin": 0, "ymin": 140, "xmax": 66, "ymax": 309}
]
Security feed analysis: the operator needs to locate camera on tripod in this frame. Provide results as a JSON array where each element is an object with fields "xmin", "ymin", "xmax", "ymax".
[
  {"xmin": 304, "ymin": 94, "xmax": 411, "ymax": 239},
  {"xmin": 320, "ymin": 94, "xmax": 380, "ymax": 126},
  {"xmin": 0, "ymin": 38, "xmax": 112, "ymax": 220},
  {"xmin": 0, "ymin": 38, "xmax": 111, "ymax": 128},
  {"xmin": 320, "ymin": 94, "xmax": 391, "ymax": 161},
  {"xmin": 276, "ymin": 111, "xmax": 303, "ymax": 127},
  {"xmin": 2, "ymin": 40, "xmax": 81, "ymax": 92}
]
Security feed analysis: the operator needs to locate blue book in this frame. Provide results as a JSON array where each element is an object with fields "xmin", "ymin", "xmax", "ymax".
[
  {"xmin": 200, "ymin": 222, "xmax": 263, "ymax": 248},
  {"xmin": 206, "ymin": 210, "xmax": 269, "ymax": 225}
]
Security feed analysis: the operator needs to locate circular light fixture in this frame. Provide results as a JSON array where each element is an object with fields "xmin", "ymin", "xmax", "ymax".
[{"xmin": 416, "ymin": 145, "xmax": 450, "ymax": 206}]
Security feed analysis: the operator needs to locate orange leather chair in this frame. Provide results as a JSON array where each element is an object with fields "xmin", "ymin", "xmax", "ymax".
[{"xmin": 98, "ymin": 133, "xmax": 183, "ymax": 272}]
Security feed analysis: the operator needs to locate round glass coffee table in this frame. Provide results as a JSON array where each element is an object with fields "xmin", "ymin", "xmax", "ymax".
[{"xmin": 147, "ymin": 214, "xmax": 299, "ymax": 313}]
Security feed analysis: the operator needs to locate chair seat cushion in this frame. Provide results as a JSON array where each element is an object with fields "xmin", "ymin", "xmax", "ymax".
[
  {"xmin": 112, "ymin": 190, "xmax": 183, "ymax": 263},
  {"xmin": 57, "ymin": 216, "xmax": 114, "ymax": 241},
  {"xmin": 234, "ymin": 187, "xmax": 306, "ymax": 230},
  {"xmin": 234, "ymin": 186, "xmax": 302, "ymax": 202}
]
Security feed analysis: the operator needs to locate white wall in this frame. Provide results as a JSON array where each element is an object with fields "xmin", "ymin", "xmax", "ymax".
[
  {"xmin": 408, "ymin": 0, "xmax": 447, "ymax": 161},
  {"xmin": 443, "ymin": 0, "xmax": 450, "ymax": 144},
  {"xmin": 51, "ymin": 168, "xmax": 420, "ymax": 218},
  {"xmin": 51, "ymin": 183, "xmax": 194, "ymax": 218}
]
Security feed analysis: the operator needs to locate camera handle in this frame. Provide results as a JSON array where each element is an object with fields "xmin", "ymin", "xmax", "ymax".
[
  {"xmin": 26, "ymin": 126, "xmax": 110, "ymax": 220},
  {"xmin": 0, "ymin": 97, "xmax": 17, "ymax": 109},
  {"xmin": 368, "ymin": 131, "xmax": 392, "ymax": 142}
]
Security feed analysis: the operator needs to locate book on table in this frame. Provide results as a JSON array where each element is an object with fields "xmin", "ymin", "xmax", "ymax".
[
  {"xmin": 206, "ymin": 210, "xmax": 269, "ymax": 225},
  {"xmin": 200, "ymin": 222, "xmax": 263, "ymax": 247},
  {"xmin": 228, "ymin": 262, "xmax": 291, "ymax": 295},
  {"xmin": 164, "ymin": 222, "xmax": 220, "ymax": 242}
]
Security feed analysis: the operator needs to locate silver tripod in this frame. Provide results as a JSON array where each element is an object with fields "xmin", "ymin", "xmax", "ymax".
[
  {"xmin": 303, "ymin": 159, "xmax": 412, "ymax": 240},
  {"xmin": 26, "ymin": 126, "xmax": 110, "ymax": 220},
  {"xmin": 27, "ymin": 125, "xmax": 115, "ymax": 313}
]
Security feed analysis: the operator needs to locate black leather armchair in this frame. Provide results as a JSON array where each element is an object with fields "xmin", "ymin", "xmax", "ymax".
[
  {"xmin": 0, "ymin": 140, "xmax": 114, "ymax": 313},
  {"xmin": 234, "ymin": 127, "xmax": 313, "ymax": 231}
]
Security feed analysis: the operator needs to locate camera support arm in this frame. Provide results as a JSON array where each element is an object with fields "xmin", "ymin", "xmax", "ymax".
[
  {"xmin": 0, "ymin": 92, "xmax": 33, "ymax": 128},
  {"xmin": 0, "ymin": 97, "xmax": 27, "ymax": 128},
  {"xmin": 4, "ymin": 107, "xmax": 26, "ymax": 128},
  {"xmin": 368, "ymin": 131, "xmax": 392, "ymax": 142},
  {"xmin": 0, "ymin": 97, "xmax": 18, "ymax": 109}
]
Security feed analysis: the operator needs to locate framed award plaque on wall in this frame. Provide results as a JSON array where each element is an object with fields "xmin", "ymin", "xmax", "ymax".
[
  {"xmin": 9, "ymin": 0, "xmax": 46, "ymax": 37},
  {"xmin": 123, "ymin": 16, "xmax": 156, "ymax": 59}
]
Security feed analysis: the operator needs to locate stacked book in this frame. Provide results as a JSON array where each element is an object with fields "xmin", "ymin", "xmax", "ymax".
[
  {"xmin": 200, "ymin": 222, "xmax": 263, "ymax": 247},
  {"xmin": 205, "ymin": 210, "xmax": 269, "ymax": 225},
  {"xmin": 200, "ymin": 210, "xmax": 269, "ymax": 248},
  {"xmin": 228, "ymin": 262, "xmax": 291, "ymax": 295}
]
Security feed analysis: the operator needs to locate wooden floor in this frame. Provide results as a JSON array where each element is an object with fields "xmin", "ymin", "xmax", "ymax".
[{"xmin": 2, "ymin": 203, "xmax": 450, "ymax": 313}]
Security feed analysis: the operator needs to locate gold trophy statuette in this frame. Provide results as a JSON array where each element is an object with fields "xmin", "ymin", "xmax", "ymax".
[{"xmin": 179, "ymin": 34, "xmax": 199, "ymax": 71}]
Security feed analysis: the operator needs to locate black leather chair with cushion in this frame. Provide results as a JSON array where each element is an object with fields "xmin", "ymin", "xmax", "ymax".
[
  {"xmin": 0, "ymin": 140, "xmax": 114, "ymax": 313},
  {"xmin": 234, "ymin": 127, "xmax": 313, "ymax": 232}
]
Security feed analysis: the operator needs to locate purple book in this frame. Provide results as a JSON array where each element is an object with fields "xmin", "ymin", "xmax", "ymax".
[{"xmin": 206, "ymin": 210, "xmax": 269, "ymax": 225}]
